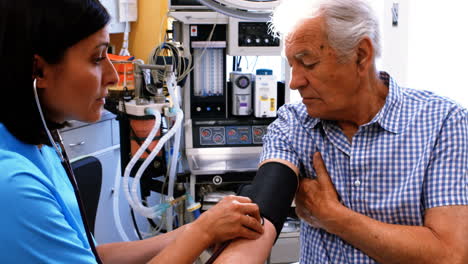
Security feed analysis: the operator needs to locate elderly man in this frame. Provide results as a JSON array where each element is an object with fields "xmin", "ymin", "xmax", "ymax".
[{"xmin": 213, "ymin": 0, "xmax": 468, "ymax": 263}]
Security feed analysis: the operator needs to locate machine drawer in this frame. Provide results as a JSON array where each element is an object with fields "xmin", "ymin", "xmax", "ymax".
[{"xmin": 61, "ymin": 120, "xmax": 113, "ymax": 160}]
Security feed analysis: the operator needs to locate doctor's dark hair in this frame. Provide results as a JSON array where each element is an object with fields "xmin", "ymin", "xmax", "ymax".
[{"xmin": 0, "ymin": 0, "xmax": 110, "ymax": 145}]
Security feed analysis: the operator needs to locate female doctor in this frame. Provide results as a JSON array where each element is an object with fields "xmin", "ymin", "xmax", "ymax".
[{"xmin": 0, "ymin": 0, "xmax": 263, "ymax": 263}]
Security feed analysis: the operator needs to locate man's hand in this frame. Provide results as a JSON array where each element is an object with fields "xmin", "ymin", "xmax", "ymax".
[{"xmin": 295, "ymin": 152, "xmax": 345, "ymax": 232}]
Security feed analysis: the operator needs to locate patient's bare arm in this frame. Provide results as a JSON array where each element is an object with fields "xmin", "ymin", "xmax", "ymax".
[{"xmin": 213, "ymin": 219, "xmax": 276, "ymax": 264}]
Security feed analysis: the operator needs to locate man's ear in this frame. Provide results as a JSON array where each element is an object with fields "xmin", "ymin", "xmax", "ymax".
[{"xmin": 355, "ymin": 37, "xmax": 374, "ymax": 74}]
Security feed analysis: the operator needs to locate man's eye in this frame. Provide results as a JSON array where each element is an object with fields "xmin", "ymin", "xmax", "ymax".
[{"xmin": 303, "ymin": 62, "xmax": 318, "ymax": 69}]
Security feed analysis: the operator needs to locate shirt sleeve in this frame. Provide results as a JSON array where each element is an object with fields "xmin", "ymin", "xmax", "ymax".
[
  {"xmin": 422, "ymin": 107, "xmax": 468, "ymax": 209},
  {"xmin": 0, "ymin": 158, "xmax": 97, "ymax": 264},
  {"xmin": 260, "ymin": 105, "xmax": 301, "ymax": 169}
]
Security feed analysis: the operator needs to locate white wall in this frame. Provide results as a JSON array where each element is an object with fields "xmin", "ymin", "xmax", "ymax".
[
  {"xmin": 407, "ymin": 1, "xmax": 468, "ymax": 107},
  {"xmin": 377, "ymin": 0, "xmax": 410, "ymax": 87},
  {"xmin": 378, "ymin": 0, "xmax": 468, "ymax": 107}
]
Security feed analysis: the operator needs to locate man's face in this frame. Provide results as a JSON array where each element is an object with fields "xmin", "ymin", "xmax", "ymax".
[{"xmin": 285, "ymin": 16, "xmax": 361, "ymax": 120}]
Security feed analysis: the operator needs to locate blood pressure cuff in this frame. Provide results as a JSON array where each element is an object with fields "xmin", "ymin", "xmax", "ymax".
[{"xmin": 237, "ymin": 162, "xmax": 298, "ymax": 242}]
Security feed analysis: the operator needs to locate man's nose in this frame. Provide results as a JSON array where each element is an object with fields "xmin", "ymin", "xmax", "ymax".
[{"xmin": 289, "ymin": 66, "xmax": 307, "ymax": 90}]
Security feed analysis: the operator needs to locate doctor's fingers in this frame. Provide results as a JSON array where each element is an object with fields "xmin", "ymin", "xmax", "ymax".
[
  {"xmin": 237, "ymin": 226, "xmax": 263, "ymax": 240},
  {"xmin": 236, "ymin": 202, "xmax": 262, "ymax": 222},
  {"xmin": 223, "ymin": 195, "xmax": 252, "ymax": 204},
  {"xmin": 218, "ymin": 197, "xmax": 261, "ymax": 222},
  {"xmin": 240, "ymin": 214, "xmax": 264, "ymax": 234}
]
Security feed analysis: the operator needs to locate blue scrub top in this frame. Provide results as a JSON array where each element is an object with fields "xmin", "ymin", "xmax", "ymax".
[{"xmin": 0, "ymin": 123, "xmax": 97, "ymax": 263}]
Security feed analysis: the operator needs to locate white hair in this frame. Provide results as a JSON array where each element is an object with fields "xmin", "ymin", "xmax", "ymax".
[{"xmin": 270, "ymin": 0, "xmax": 381, "ymax": 63}]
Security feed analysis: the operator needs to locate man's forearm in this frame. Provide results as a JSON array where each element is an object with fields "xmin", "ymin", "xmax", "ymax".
[{"xmin": 328, "ymin": 207, "xmax": 455, "ymax": 264}]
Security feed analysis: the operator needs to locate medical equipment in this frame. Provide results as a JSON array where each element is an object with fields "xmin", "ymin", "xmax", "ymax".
[
  {"xmin": 118, "ymin": 63, "xmax": 184, "ymax": 233},
  {"xmin": 230, "ymin": 72, "xmax": 253, "ymax": 116},
  {"xmin": 228, "ymin": 17, "xmax": 282, "ymax": 56},
  {"xmin": 254, "ymin": 69, "xmax": 277, "ymax": 118},
  {"xmin": 33, "ymin": 79, "xmax": 102, "ymax": 264},
  {"xmin": 169, "ymin": 12, "xmax": 287, "ymax": 177},
  {"xmin": 168, "ymin": 8, "xmax": 300, "ymax": 263},
  {"xmin": 108, "ymin": 54, "xmax": 136, "ymax": 95},
  {"xmin": 114, "ymin": 51, "xmax": 204, "ymax": 237},
  {"xmin": 238, "ymin": 162, "xmax": 298, "ymax": 241},
  {"xmin": 170, "ymin": 0, "xmax": 279, "ymax": 21}
]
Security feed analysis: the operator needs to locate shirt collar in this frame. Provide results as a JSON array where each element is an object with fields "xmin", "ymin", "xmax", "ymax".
[
  {"xmin": 366, "ymin": 71, "xmax": 405, "ymax": 134},
  {"xmin": 300, "ymin": 106, "xmax": 321, "ymax": 129}
]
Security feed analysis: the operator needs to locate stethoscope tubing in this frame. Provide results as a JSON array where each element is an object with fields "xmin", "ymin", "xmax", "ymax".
[{"xmin": 33, "ymin": 78, "xmax": 102, "ymax": 263}]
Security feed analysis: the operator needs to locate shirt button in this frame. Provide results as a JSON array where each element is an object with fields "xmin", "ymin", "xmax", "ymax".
[{"xmin": 354, "ymin": 180, "xmax": 361, "ymax": 187}]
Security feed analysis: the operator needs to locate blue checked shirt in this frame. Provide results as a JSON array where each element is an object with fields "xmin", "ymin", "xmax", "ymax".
[{"xmin": 260, "ymin": 72, "xmax": 468, "ymax": 264}]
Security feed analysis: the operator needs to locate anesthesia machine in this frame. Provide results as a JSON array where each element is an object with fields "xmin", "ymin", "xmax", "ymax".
[
  {"xmin": 105, "ymin": 0, "xmax": 299, "ymax": 262},
  {"xmin": 168, "ymin": 3, "xmax": 300, "ymax": 263}
]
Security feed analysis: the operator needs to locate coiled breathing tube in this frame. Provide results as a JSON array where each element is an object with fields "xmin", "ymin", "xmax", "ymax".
[{"xmin": 122, "ymin": 72, "xmax": 184, "ymax": 226}]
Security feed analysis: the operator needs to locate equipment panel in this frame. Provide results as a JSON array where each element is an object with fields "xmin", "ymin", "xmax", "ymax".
[
  {"xmin": 252, "ymin": 125, "xmax": 268, "ymax": 144},
  {"xmin": 238, "ymin": 22, "xmax": 280, "ymax": 47},
  {"xmin": 226, "ymin": 126, "xmax": 251, "ymax": 145},
  {"xmin": 196, "ymin": 124, "xmax": 268, "ymax": 147},
  {"xmin": 200, "ymin": 127, "xmax": 226, "ymax": 146}
]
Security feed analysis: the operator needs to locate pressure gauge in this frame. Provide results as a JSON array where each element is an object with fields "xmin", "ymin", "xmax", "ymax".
[{"xmin": 235, "ymin": 76, "xmax": 251, "ymax": 89}]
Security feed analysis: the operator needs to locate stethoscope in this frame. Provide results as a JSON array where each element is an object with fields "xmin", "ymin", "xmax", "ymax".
[{"xmin": 33, "ymin": 79, "xmax": 102, "ymax": 264}]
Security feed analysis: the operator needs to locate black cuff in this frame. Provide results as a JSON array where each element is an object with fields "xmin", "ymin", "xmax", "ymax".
[{"xmin": 238, "ymin": 162, "xmax": 298, "ymax": 242}]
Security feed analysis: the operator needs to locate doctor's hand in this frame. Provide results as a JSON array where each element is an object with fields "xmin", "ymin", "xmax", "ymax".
[
  {"xmin": 295, "ymin": 152, "xmax": 345, "ymax": 233},
  {"xmin": 194, "ymin": 195, "xmax": 264, "ymax": 244}
]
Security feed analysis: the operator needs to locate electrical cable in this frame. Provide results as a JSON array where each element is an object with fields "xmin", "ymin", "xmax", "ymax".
[
  {"xmin": 232, "ymin": 56, "xmax": 237, "ymax": 72},
  {"xmin": 119, "ymin": 2, "xmax": 131, "ymax": 56},
  {"xmin": 119, "ymin": 21, "xmax": 131, "ymax": 56},
  {"xmin": 251, "ymin": 56, "xmax": 259, "ymax": 73},
  {"xmin": 149, "ymin": 42, "xmax": 191, "ymax": 84},
  {"xmin": 158, "ymin": 12, "xmax": 169, "ymax": 45},
  {"xmin": 148, "ymin": 22, "xmax": 217, "ymax": 88}
]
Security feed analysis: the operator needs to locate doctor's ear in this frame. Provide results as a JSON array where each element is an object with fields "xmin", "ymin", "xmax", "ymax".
[
  {"xmin": 34, "ymin": 70, "xmax": 44, "ymax": 78},
  {"xmin": 32, "ymin": 55, "xmax": 48, "ymax": 87},
  {"xmin": 33, "ymin": 54, "xmax": 47, "ymax": 76}
]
